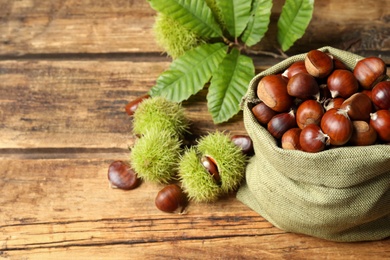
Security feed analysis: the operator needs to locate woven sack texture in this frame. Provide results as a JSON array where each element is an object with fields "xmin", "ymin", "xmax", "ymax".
[{"xmin": 237, "ymin": 46, "xmax": 390, "ymax": 242}]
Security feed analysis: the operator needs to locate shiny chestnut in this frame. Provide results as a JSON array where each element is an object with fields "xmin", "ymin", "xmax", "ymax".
[
  {"xmin": 371, "ymin": 81, "xmax": 390, "ymax": 110},
  {"xmin": 320, "ymin": 108, "xmax": 353, "ymax": 146},
  {"xmin": 125, "ymin": 94, "xmax": 150, "ymax": 116},
  {"xmin": 257, "ymin": 75, "xmax": 293, "ymax": 112},
  {"xmin": 155, "ymin": 184, "xmax": 187, "ymax": 213},
  {"xmin": 353, "ymin": 57, "xmax": 386, "ymax": 89},
  {"xmin": 231, "ymin": 135, "xmax": 254, "ymax": 155},
  {"xmin": 108, "ymin": 160, "xmax": 140, "ymax": 190},
  {"xmin": 251, "ymin": 102, "xmax": 278, "ymax": 125},
  {"xmin": 327, "ymin": 69, "xmax": 359, "ymax": 98},
  {"xmin": 305, "ymin": 50, "xmax": 334, "ymax": 78}
]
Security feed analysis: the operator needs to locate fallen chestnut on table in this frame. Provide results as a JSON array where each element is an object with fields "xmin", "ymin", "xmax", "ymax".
[{"xmin": 155, "ymin": 184, "xmax": 187, "ymax": 213}]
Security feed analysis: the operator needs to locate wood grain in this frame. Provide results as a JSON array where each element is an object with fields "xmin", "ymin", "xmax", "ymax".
[
  {"xmin": 0, "ymin": 0, "xmax": 389, "ymax": 61},
  {"xmin": 1, "ymin": 0, "xmax": 389, "ymax": 258},
  {"xmin": 0, "ymin": 58, "xmax": 251, "ymax": 150},
  {"xmin": 1, "ymin": 158, "xmax": 389, "ymax": 259}
]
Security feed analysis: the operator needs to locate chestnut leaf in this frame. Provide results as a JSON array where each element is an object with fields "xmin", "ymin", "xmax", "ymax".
[
  {"xmin": 215, "ymin": 0, "xmax": 252, "ymax": 38},
  {"xmin": 149, "ymin": 43, "xmax": 228, "ymax": 102},
  {"xmin": 241, "ymin": 0, "xmax": 273, "ymax": 47},
  {"xmin": 207, "ymin": 49, "xmax": 255, "ymax": 123},
  {"xmin": 147, "ymin": 0, "xmax": 223, "ymax": 38},
  {"xmin": 277, "ymin": 0, "xmax": 314, "ymax": 51}
]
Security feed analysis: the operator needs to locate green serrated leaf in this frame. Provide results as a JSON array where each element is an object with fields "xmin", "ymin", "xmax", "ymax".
[
  {"xmin": 149, "ymin": 43, "xmax": 228, "ymax": 102},
  {"xmin": 148, "ymin": 0, "xmax": 222, "ymax": 38},
  {"xmin": 215, "ymin": 0, "xmax": 252, "ymax": 37},
  {"xmin": 277, "ymin": 0, "xmax": 314, "ymax": 52},
  {"xmin": 241, "ymin": 0, "xmax": 273, "ymax": 47},
  {"xmin": 207, "ymin": 49, "xmax": 255, "ymax": 123}
]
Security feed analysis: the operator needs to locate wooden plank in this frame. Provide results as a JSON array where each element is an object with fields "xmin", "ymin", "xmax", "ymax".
[
  {"xmin": 0, "ymin": 0, "xmax": 162, "ymax": 55},
  {"xmin": 0, "ymin": 59, "xmax": 250, "ymax": 150},
  {"xmin": 1, "ymin": 158, "xmax": 389, "ymax": 259},
  {"xmin": 1, "ymin": 0, "xmax": 389, "ymax": 60},
  {"xmin": 1, "ymin": 59, "xmax": 389, "ymax": 150}
]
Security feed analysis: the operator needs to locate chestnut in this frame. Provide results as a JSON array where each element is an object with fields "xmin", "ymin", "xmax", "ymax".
[
  {"xmin": 349, "ymin": 121, "xmax": 377, "ymax": 146},
  {"xmin": 370, "ymin": 110, "xmax": 390, "ymax": 142},
  {"xmin": 267, "ymin": 110, "xmax": 297, "ymax": 139},
  {"xmin": 231, "ymin": 135, "xmax": 254, "ymax": 156},
  {"xmin": 108, "ymin": 160, "xmax": 140, "ymax": 190},
  {"xmin": 287, "ymin": 73, "xmax": 319, "ymax": 100},
  {"xmin": 125, "ymin": 94, "xmax": 150, "ymax": 116},
  {"xmin": 299, "ymin": 124, "xmax": 329, "ymax": 153},
  {"xmin": 257, "ymin": 75, "xmax": 294, "ymax": 112},
  {"xmin": 327, "ymin": 69, "xmax": 359, "ymax": 98},
  {"xmin": 320, "ymin": 108, "xmax": 353, "ymax": 146},
  {"xmin": 281, "ymin": 128, "xmax": 302, "ymax": 150},
  {"xmin": 323, "ymin": 97, "xmax": 345, "ymax": 111},
  {"xmin": 333, "ymin": 58, "xmax": 349, "ymax": 70},
  {"xmin": 371, "ymin": 81, "xmax": 390, "ymax": 110},
  {"xmin": 155, "ymin": 184, "xmax": 187, "ymax": 213},
  {"xmin": 340, "ymin": 93, "xmax": 373, "ymax": 121},
  {"xmin": 251, "ymin": 102, "xmax": 278, "ymax": 125},
  {"xmin": 282, "ymin": 61, "xmax": 308, "ymax": 79},
  {"xmin": 305, "ymin": 50, "xmax": 334, "ymax": 78},
  {"xmin": 296, "ymin": 99, "xmax": 324, "ymax": 129},
  {"xmin": 201, "ymin": 155, "xmax": 221, "ymax": 183},
  {"xmin": 353, "ymin": 57, "xmax": 386, "ymax": 89}
]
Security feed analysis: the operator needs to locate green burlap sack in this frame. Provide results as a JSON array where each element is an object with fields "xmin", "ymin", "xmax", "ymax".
[{"xmin": 237, "ymin": 46, "xmax": 390, "ymax": 242}]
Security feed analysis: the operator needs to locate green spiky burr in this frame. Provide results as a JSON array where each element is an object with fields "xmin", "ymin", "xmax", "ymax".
[
  {"xmin": 179, "ymin": 131, "xmax": 247, "ymax": 202},
  {"xmin": 132, "ymin": 96, "xmax": 189, "ymax": 139},
  {"xmin": 179, "ymin": 147, "xmax": 222, "ymax": 202},
  {"xmin": 153, "ymin": 13, "xmax": 204, "ymax": 59},
  {"xmin": 130, "ymin": 128, "xmax": 182, "ymax": 184},
  {"xmin": 197, "ymin": 131, "xmax": 247, "ymax": 193}
]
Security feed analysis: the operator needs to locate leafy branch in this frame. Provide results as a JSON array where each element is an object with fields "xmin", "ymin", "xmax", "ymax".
[{"xmin": 148, "ymin": 0, "xmax": 315, "ymax": 124}]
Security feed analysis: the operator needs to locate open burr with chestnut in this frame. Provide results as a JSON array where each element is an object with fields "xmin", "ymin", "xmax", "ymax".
[{"xmin": 253, "ymin": 49, "xmax": 389, "ymax": 152}]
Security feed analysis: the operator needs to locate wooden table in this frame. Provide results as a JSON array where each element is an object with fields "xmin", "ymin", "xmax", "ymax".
[{"xmin": 1, "ymin": 1, "xmax": 389, "ymax": 259}]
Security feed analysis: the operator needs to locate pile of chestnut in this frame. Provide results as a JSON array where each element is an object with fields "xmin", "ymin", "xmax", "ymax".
[{"xmin": 253, "ymin": 49, "xmax": 390, "ymax": 153}]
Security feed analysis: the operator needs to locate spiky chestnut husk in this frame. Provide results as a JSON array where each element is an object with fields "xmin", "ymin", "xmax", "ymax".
[
  {"xmin": 179, "ymin": 147, "xmax": 222, "ymax": 202},
  {"xmin": 196, "ymin": 131, "xmax": 247, "ymax": 194},
  {"xmin": 179, "ymin": 132, "xmax": 247, "ymax": 202},
  {"xmin": 132, "ymin": 96, "xmax": 189, "ymax": 138},
  {"xmin": 153, "ymin": 13, "xmax": 204, "ymax": 59},
  {"xmin": 130, "ymin": 129, "xmax": 182, "ymax": 184},
  {"xmin": 205, "ymin": 0, "xmax": 226, "ymax": 31}
]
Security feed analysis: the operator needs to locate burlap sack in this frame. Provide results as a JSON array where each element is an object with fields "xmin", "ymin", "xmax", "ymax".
[{"xmin": 237, "ymin": 46, "xmax": 390, "ymax": 242}]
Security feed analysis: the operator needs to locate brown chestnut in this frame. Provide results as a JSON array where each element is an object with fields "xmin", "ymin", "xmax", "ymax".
[
  {"xmin": 282, "ymin": 61, "xmax": 308, "ymax": 79},
  {"xmin": 327, "ymin": 69, "xmax": 359, "ymax": 98},
  {"xmin": 155, "ymin": 184, "xmax": 187, "ymax": 213},
  {"xmin": 287, "ymin": 73, "xmax": 319, "ymax": 100},
  {"xmin": 353, "ymin": 57, "xmax": 386, "ymax": 89},
  {"xmin": 267, "ymin": 110, "xmax": 297, "ymax": 139},
  {"xmin": 231, "ymin": 135, "xmax": 254, "ymax": 155},
  {"xmin": 108, "ymin": 160, "xmax": 140, "ymax": 190},
  {"xmin": 340, "ymin": 92, "xmax": 373, "ymax": 121},
  {"xmin": 201, "ymin": 155, "xmax": 221, "ymax": 183},
  {"xmin": 251, "ymin": 102, "xmax": 278, "ymax": 125},
  {"xmin": 305, "ymin": 50, "xmax": 334, "ymax": 78},
  {"xmin": 281, "ymin": 128, "xmax": 302, "ymax": 150},
  {"xmin": 125, "ymin": 94, "xmax": 150, "ymax": 116},
  {"xmin": 323, "ymin": 97, "xmax": 345, "ymax": 111},
  {"xmin": 300, "ymin": 124, "xmax": 329, "ymax": 153},
  {"xmin": 370, "ymin": 110, "xmax": 390, "ymax": 142},
  {"xmin": 321, "ymin": 108, "xmax": 353, "ymax": 146},
  {"xmin": 372, "ymin": 81, "xmax": 390, "ymax": 110},
  {"xmin": 296, "ymin": 100, "xmax": 324, "ymax": 129},
  {"xmin": 349, "ymin": 121, "xmax": 377, "ymax": 146},
  {"xmin": 257, "ymin": 75, "xmax": 294, "ymax": 112},
  {"xmin": 333, "ymin": 58, "xmax": 349, "ymax": 70}
]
